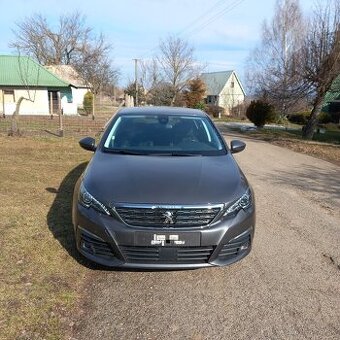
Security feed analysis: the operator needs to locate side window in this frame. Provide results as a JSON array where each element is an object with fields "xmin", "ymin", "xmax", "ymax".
[{"xmin": 4, "ymin": 90, "xmax": 15, "ymax": 103}]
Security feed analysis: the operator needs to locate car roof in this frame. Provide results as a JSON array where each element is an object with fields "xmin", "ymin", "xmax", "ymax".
[{"xmin": 116, "ymin": 106, "xmax": 207, "ymax": 117}]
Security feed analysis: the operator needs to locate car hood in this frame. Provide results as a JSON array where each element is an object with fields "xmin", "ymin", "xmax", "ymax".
[{"xmin": 83, "ymin": 152, "xmax": 248, "ymax": 206}]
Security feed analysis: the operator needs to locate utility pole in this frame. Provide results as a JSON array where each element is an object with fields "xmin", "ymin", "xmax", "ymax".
[{"xmin": 133, "ymin": 58, "xmax": 139, "ymax": 106}]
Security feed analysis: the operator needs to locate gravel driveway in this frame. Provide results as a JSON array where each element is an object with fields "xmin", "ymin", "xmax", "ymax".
[{"xmin": 73, "ymin": 133, "xmax": 340, "ymax": 340}]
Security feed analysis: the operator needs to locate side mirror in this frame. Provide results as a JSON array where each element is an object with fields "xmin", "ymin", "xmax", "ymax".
[
  {"xmin": 79, "ymin": 137, "xmax": 96, "ymax": 152},
  {"xmin": 230, "ymin": 140, "xmax": 246, "ymax": 154}
]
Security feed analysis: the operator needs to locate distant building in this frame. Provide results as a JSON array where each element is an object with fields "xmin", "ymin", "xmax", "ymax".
[
  {"xmin": 0, "ymin": 55, "xmax": 78, "ymax": 116},
  {"xmin": 45, "ymin": 65, "xmax": 91, "ymax": 112},
  {"xmin": 201, "ymin": 70, "xmax": 246, "ymax": 115}
]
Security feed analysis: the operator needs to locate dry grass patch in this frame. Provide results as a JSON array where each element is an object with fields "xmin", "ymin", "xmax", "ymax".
[
  {"xmin": 244, "ymin": 129, "xmax": 340, "ymax": 165},
  {"xmin": 271, "ymin": 139, "xmax": 340, "ymax": 166},
  {"xmin": 0, "ymin": 136, "xmax": 92, "ymax": 339},
  {"xmin": 217, "ymin": 123, "xmax": 340, "ymax": 166}
]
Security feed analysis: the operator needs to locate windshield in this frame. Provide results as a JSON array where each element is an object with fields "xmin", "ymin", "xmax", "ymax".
[{"xmin": 103, "ymin": 114, "xmax": 226, "ymax": 156}]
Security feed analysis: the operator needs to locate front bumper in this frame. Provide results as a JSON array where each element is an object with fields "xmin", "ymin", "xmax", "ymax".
[{"xmin": 73, "ymin": 204, "xmax": 255, "ymax": 269}]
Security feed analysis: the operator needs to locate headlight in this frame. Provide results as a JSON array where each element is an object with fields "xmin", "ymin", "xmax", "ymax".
[
  {"xmin": 78, "ymin": 183, "xmax": 111, "ymax": 216},
  {"xmin": 223, "ymin": 188, "xmax": 252, "ymax": 217}
]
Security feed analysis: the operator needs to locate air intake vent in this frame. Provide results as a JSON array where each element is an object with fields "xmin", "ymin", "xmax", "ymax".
[{"xmin": 120, "ymin": 246, "xmax": 214, "ymax": 264}]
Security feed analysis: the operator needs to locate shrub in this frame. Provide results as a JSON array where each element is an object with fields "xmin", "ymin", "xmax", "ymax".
[
  {"xmin": 205, "ymin": 104, "xmax": 225, "ymax": 118},
  {"xmin": 318, "ymin": 111, "xmax": 332, "ymax": 124},
  {"xmin": 246, "ymin": 100, "xmax": 276, "ymax": 127},
  {"xmin": 148, "ymin": 83, "xmax": 175, "ymax": 106},
  {"xmin": 183, "ymin": 78, "xmax": 206, "ymax": 108},
  {"xmin": 83, "ymin": 92, "xmax": 93, "ymax": 115},
  {"xmin": 275, "ymin": 115, "xmax": 289, "ymax": 125},
  {"xmin": 287, "ymin": 111, "xmax": 310, "ymax": 125},
  {"xmin": 194, "ymin": 102, "xmax": 206, "ymax": 111}
]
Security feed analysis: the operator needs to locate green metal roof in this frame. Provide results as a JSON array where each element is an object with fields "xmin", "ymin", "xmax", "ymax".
[
  {"xmin": 0, "ymin": 55, "xmax": 70, "ymax": 88},
  {"xmin": 322, "ymin": 76, "xmax": 340, "ymax": 112},
  {"xmin": 201, "ymin": 71, "xmax": 233, "ymax": 96}
]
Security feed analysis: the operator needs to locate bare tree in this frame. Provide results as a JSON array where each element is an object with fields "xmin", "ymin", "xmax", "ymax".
[
  {"xmin": 11, "ymin": 13, "xmax": 89, "ymax": 65},
  {"xmin": 80, "ymin": 53, "xmax": 118, "ymax": 95},
  {"xmin": 246, "ymin": 0, "xmax": 304, "ymax": 115},
  {"xmin": 157, "ymin": 36, "xmax": 200, "ymax": 105},
  {"xmin": 124, "ymin": 82, "xmax": 146, "ymax": 106},
  {"xmin": 10, "ymin": 12, "xmax": 118, "ymax": 95},
  {"xmin": 9, "ymin": 55, "xmax": 40, "ymax": 136},
  {"xmin": 148, "ymin": 82, "xmax": 177, "ymax": 106},
  {"xmin": 139, "ymin": 59, "xmax": 161, "ymax": 92},
  {"xmin": 298, "ymin": 0, "xmax": 340, "ymax": 139}
]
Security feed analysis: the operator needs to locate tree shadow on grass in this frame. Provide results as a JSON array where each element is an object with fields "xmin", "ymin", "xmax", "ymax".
[{"xmin": 46, "ymin": 162, "xmax": 109, "ymax": 270}]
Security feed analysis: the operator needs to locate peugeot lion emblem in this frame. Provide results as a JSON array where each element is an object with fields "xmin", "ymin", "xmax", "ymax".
[{"xmin": 163, "ymin": 211, "xmax": 174, "ymax": 224}]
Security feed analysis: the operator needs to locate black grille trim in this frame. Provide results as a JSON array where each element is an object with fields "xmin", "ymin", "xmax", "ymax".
[
  {"xmin": 218, "ymin": 233, "xmax": 251, "ymax": 260},
  {"xmin": 177, "ymin": 247, "xmax": 214, "ymax": 262},
  {"xmin": 120, "ymin": 246, "xmax": 214, "ymax": 264},
  {"xmin": 80, "ymin": 229, "xmax": 115, "ymax": 258},
  {"xmin": 115, "ymin": 204, "xmax": 222, "ymax": 228}
]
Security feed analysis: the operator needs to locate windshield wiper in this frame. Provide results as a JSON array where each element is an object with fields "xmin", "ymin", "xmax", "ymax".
[
  {"xmin": 104, "ymin": 149, "xmax": 200, "ymax": 156},
  {"xmin": 150, "ymin": 152, "xmax": 199, "ymax": 157},
  {"xmin": 171, "ymin": 152, "xmax": 199, "ymax": 156},
  {"xmin": 104, "ymin": 149, "xmax": 148, "ymax": 155}
]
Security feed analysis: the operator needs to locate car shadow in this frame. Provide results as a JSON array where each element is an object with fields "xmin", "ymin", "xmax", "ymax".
[
  {"xmin": 46, "ymin": 162, "xmax": 108, "ymax": 270},
  {"xmin": 46, "ymin": 162, "xmax": 187, "ymax": 272}
]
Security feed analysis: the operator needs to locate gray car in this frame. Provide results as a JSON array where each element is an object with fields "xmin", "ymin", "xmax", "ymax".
[{"xmin": 72, "ymin": 107, "xmax": 255, "ymax": 269}]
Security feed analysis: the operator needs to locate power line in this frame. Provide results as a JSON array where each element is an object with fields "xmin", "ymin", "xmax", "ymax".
[
  {"xmin": 137, "ymin": 0, "xmax": 229, "ymax": 59},
  {"xmin": 176, "ymin": 0, "xmax": 228, "ymax": 36},
  {"xmin": 134, "ymin": 0, "xmax": 247, "ymax": 76},
  {"xmin": 183, "ymin": 0, "xmax": 246, "ymax": 38}
]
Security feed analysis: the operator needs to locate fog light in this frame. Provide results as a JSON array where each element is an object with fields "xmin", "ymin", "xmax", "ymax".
[
  {"xmin": 81, "ymin": 240, "xmax": 95, "ymax": 254},
  {"xmin": 240, "ymin": 242, "xmax": 250, "ymax": 251}
]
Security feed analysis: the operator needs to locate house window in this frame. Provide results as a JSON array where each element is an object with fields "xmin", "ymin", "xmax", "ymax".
[
  {"xmin": 4, "ymin": 90, "xmax": 15, "ymax": 103},
  {"xmin": 231, "ymin": 81, "xmax": 235, "ymax": 88},
  {"xmin": 61, "ymin": 88, "xmax": 73, "ymax": 103},
  {"xmin": 207, "ymin": 95, "xmax": 217, "ymax": 105}
]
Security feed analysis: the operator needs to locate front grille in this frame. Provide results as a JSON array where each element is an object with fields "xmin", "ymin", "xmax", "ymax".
[
  {"xmin": 115, "ymin": 205, "xmax": 222, "ymax": 228},
  {"xmin": 80, "ymin": 229, "xmax": 114, "ymax": 258},
  {"xmin": 120, "ymin": 245, "xmax": 214, "ymax": 264},
  {"xmin": 218, "ymin": 233, "xmax": 251, "ymax": 260}
]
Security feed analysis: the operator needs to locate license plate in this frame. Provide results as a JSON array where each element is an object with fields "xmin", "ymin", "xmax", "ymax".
[{"xmin": 135, "ymin": 232, "xmax": 200, "ymax": 247}]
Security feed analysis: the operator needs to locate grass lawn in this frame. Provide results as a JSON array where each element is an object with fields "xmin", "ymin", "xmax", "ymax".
[
  {"xmin": 245, "ymin": 127, "xmax": 340, "ymax": 144},
  {"xmin": 217, "ymin": 123, "xmax": 340, "ymax": 165},
  {"xmin": 244, "ymin": 127, "xmax": 340, "ymax": 164},
  {"xmin": 0, "ymin": 136, "xmax": 92, "ymax": 339}
]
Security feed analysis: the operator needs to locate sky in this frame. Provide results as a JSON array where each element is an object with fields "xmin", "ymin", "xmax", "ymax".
[{"xmin": 0, "ymin": 0, "xmax": 314, "ymax": 88}]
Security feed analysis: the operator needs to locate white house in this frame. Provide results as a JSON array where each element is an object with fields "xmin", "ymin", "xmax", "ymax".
[
  {"xmin": 0, "ymin": 55, "xmax": 76, "ymax": 116},
  {"xmin": 201, "ymin": 70, "xmax": 246, "ymax": 115},
  {"xmin": 45, "ymin": 65, "xmax": 91, "ymax": 114}
]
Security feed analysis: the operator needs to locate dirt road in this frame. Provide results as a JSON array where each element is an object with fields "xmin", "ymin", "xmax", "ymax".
[{"xmin": 73, "ymin": 133, "xmax": 340, "ymax": 340}]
